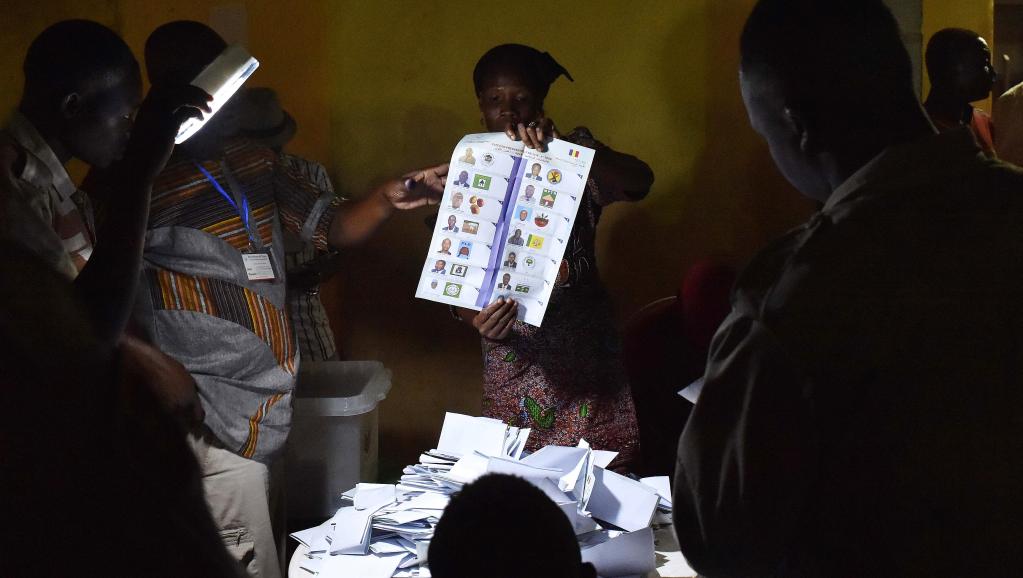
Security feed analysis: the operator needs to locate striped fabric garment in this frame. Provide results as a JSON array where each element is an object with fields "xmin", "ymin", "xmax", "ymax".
[
  {"xmin": 146, "ymin": 268, "xmax": 298, "ymax": 375},
  {"xmin": 283, "ymin": 244, "xmax": 340, "ymax": 362},
  {"xmin": 0, "ymin": 112, "xmax": 96, "ymax": 279},
  {"xmin": 138, "ymin": 139, "xmax": 338, "ymax": 463},
  {"xmin": 148, "ymin": 142, "xmax": 333, "ymax": 252},
  {"xmin": 280, "ymin": 154, "xmax": 343, "ymax": 362}
]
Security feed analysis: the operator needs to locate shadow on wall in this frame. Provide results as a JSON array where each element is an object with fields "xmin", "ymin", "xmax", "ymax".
[
  {"xmin": 321, "ymin": 103, "xmax": 482, "ymax": 474},
  {"xmin": 601, "ymin": 1, "xmax": 816, "ymax": 320}
]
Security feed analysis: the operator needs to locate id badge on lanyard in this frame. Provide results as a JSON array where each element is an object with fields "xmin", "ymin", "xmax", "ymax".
[{"xmin": 195, "ymin": 160, "xmax": 279, "ymax": 282}]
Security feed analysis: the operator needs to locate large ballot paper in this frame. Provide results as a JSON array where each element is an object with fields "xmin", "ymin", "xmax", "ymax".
[{"xmin": 416, "ymin": 133, "xmax": 596, "ymax": 327}]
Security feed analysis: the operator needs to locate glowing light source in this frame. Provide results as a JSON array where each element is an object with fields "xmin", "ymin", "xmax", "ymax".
[{"xmin": 174, "ymin": 45, "xmax": 259, "ymax": 144}]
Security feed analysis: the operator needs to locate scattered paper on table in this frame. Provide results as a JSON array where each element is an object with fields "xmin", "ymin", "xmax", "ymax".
[
  {"xmin": 640, "ymin": 475, "xmax": 673, "ymax": 510},
  {"xmin": 581, "ymin": 526, "xmax": 657, "ymax": 577},
  {"xmin": 587, "ymin": 467, "xmax": 660, "ymax": 532},
  {"xmin": 436, "ymin": 412, "xmax": 508, "ymax": 458},
  {"xmin": 522, "ymin": 445, "xmax": 590, "ymax": 492},
  {"xmin": 329, "ymin": 505, "xmax": 380, "ymax": 555},
  {"xmin": 678, "ymin": 376, "xmax": 704, "ymax": 403},
  {"xmin": 291, "ymin": 413, "xmax": 677, "ymax": 577},
  {"xmin": 319, "ymin": 550, "xmax": 407, "ymax": 578},
  {"xmin": 355, "ymin": 483, "xmax": 397, "ymax": 511}
]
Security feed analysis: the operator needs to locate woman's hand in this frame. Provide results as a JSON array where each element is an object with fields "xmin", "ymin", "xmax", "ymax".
[
  {"xmin": 505, "ymin": 117, "xmax": 560, "ymax": 151},
  {"xmin": 473, "ymin": 297, "xmax": 519, "ymax": 340}
]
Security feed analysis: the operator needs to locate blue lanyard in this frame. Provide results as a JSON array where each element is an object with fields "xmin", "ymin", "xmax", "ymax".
[{"xmin": 194, "ymin": 161, "xmax": 259, "ymax": 248}]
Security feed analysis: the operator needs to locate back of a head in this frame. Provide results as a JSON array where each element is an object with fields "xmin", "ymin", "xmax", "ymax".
[
  {"xmin": 145, "ymin": 20, "xmax": 227, "ymax": 86},
  {"xmin": 926, "ymin": 27, "xmax": 983, "ymax": 88},
  {"xmin": 741, "ymin": 0, "xmax": 914, "ymax": 110},
  {"xmin": 23, "ymin": 19, "xmax": 138, "ymax": 105},
  {"xmin": 429, "ymin": 474, "xmax": 585, "ymax": 578}
]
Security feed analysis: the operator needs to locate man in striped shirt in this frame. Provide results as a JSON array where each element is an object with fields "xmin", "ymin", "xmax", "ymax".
[{"xmin": 134, "ymin": 21, "xmax": 445, "ymax": 577}]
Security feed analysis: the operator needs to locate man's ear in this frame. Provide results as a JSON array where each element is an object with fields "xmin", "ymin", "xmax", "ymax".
[
  {"xmin": 783, "ymin": 104, "xmax": 821, "ymax": 156},
  {"xmin": 60, "ymin": 93, "xmax": 82, "ymax": 120}
]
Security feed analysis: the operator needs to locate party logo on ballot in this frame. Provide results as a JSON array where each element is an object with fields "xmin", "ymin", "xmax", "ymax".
[{"xmin": 472, "ymin": 174, "xmax": 492, "ymax": 190}]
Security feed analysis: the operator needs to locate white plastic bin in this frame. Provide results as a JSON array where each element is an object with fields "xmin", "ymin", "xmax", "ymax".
[{"xmin": 286, "ymin": 360, "xmax": 391, "ymax": 519}]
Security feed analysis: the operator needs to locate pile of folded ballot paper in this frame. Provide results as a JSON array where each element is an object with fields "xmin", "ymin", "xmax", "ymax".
[{"xmin": 290, "ymin": 412, "xmax": 674, "ymax": 577}]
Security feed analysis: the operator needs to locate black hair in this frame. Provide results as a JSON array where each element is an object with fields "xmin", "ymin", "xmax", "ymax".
[
  {"xmin": 145, "ymin": 20, "xmax": 227, "ymax": 86},
  {"xmin": 473, "ymin": 44, "xmax": 573, "ymax": 102},
  {"xmin": 22, "ymin": 20, "xmax": 138, "ymax": 104},
  {"xmin": 926, "ymin": 28, "xmax": 984, "ymax": 88},
  {"xmin": 740, "ymin": 0, "xmax": 913, "ymax": 105},
  {"xmin": 428, "ymin": 474, "xmax": 583, "ymax": 578}
]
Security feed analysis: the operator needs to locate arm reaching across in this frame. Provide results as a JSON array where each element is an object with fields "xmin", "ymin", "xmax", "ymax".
[{"xmin": 327, "ymin": 162, "xmax": 447, "ymax": 248}]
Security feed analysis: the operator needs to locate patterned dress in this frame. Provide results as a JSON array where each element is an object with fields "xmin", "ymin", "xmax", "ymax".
[{"xmin": 481, "ymin": 128, "xmax": 641, "ymax": 471}]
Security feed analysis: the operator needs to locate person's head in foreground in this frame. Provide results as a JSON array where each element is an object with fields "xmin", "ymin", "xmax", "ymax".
[
  {"xmin": 739, "ymin": 0, "xmax": 931, "ymax": 203},
  {"xmin": 20, "ymin": 19, "xmax": 141, "ymax": 168},
  {"xmin": 926, "ymin": 28, "xmax": 996, "ymax": 106},
  {"xmin": 474, "ymin": 43, "xmax": 572, "ymax": 132},
  {"xmin": 429, "ymin": 474, "xmax": 596, "ymax": 578}
]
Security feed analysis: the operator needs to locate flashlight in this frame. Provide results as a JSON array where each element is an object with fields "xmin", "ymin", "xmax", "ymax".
[{"xmin": 175, "ymin": 45, "xmax": 260, "ymax": 144}]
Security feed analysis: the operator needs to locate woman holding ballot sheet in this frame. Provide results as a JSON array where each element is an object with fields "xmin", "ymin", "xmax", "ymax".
[{"xmin": 452, "ymin": 44, "xmax": 654, "ymax": 470}]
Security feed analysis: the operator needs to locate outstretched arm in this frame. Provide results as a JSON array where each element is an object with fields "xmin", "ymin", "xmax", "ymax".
[{"xmin": 327, "ymin": 163, "xmax": 447, "ymax": 248}]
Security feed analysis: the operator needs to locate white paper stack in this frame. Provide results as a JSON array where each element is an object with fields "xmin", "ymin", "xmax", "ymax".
[{"xmin": 290, "ymin": 412, "xmax": 670, "ymax": 577}]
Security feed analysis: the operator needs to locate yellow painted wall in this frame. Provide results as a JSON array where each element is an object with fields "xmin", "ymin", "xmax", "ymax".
[
  {"xmin": 0, "ymin": 0, "xmax": 993, "ymax": 473},
  {"xmin": 323, "ymin": 0, "xmax": 816, "ymax": 470}
]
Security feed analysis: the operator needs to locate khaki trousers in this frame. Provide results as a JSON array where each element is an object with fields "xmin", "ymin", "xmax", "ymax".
[{"xmin": 189, "ymin": 430, "xmax": 282, "ymax": 578}]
